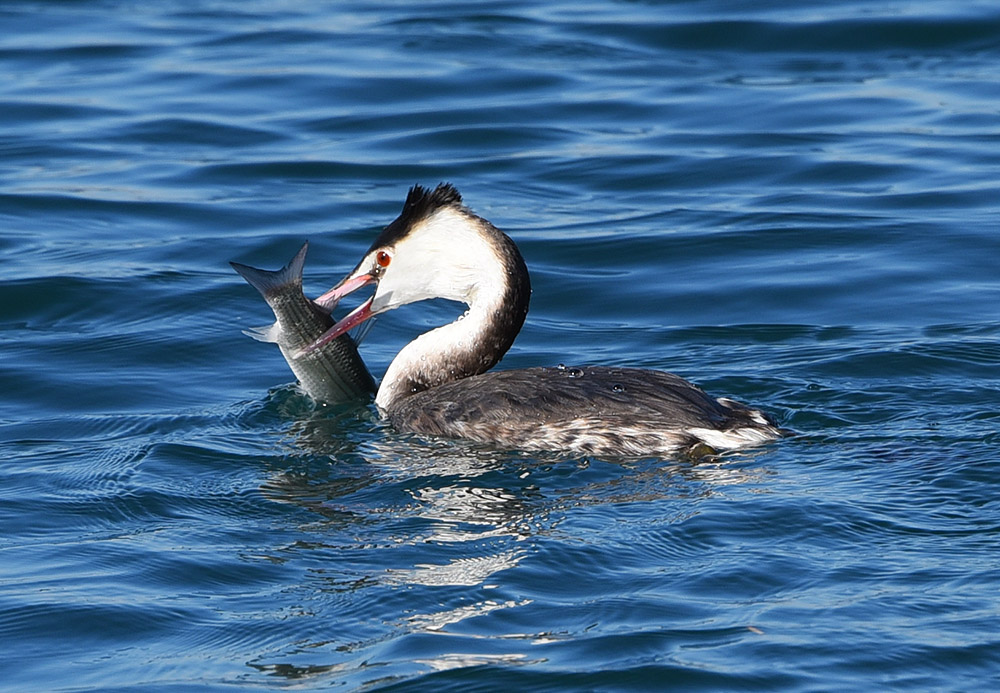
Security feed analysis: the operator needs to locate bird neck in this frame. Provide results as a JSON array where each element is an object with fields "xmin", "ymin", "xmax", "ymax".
[{"xmin": 375, "ymin": 233, "xmax": 530, "ymax": 411}]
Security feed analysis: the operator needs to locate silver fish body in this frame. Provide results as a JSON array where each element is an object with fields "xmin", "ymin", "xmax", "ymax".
[{"xmin": 231, "ymin": 242, "xmax": 376, "ymax": 404}]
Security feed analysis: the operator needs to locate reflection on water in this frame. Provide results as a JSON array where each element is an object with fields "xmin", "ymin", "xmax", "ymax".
[
  {"xmin": 247, "ymin": 391, "xmax": 778, "ymax": 682},
  {"xmin": 403, "ymin": 597, "xmax": 532, "ymax": 632},
  {"xmin": 263, "ymin": 392, "xmax": 776, "ymax": 559},
  {"xmin": 387, "ymin": 549, "xmax": 528, "ymax": 587},
  {"xmin": 412, "ymin": 651, "xmax": 538, "ymax": 674}
]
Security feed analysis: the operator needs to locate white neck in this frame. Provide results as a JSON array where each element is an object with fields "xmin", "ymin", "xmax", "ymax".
[
  {"xmin": 375, "ymin": 297, "xmax": 498, "ymax": 410},
  {"xmin": 368, "ymin": 206, "xmax": 531, "ymax": 412}
]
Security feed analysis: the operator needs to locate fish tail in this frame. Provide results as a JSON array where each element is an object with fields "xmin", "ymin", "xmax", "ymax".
[{"xmin": 230, "ymin": 241, "xmax": 308, "ymax": 297}]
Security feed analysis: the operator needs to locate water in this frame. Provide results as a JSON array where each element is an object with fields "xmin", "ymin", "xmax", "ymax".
[{"xmin": 2, "ymin": 1, "xmax": 999, "ymax": 690}]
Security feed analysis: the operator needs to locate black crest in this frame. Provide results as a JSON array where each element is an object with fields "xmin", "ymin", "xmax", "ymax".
[
  {"xmin": 405, "ymin": 183, "xmax": 463, "ymax": 214},
  {"xmin": 370, "ymin": 183, "xmax": 466, "ymax": 250}
]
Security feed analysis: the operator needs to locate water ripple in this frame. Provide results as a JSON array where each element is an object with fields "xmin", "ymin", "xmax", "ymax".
[{"xmin": 3, "ymin": 1, "xmax": 1000, "ymax": 690}]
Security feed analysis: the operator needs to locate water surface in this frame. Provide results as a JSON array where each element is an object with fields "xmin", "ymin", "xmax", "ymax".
[{"xmin": 2, "ymin": 1, "xmax": 1000, "ymax": 690}]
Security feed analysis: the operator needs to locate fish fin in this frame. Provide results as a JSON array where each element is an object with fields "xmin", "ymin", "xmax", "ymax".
[
  {"xmin": 230, "ymin": 241, "xmax": 308, "ymax": 297},
  {"xmin": 243, "ymin": 324, "xmax": 280, "ymax": 343},
  {"xmin": 353, "ymin": 317, "xmax": 377, "ymax": 345}
]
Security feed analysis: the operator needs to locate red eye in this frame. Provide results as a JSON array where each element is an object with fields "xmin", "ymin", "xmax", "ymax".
[{"xmin": 376, "ymin": 250, "xmax": 392, "ymax": 268}]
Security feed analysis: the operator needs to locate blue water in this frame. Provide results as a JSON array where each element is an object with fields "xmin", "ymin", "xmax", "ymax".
[{"xmin": 2, "ymin": 1, "xmax": 1000, "ymax": 690}]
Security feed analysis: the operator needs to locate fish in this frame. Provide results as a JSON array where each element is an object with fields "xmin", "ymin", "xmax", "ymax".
[{"xmin": 231, "ymin": 242, "xmax": 376, "ymax": 404}]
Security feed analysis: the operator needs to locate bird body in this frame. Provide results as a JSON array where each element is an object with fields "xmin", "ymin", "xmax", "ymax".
[{"xmin": 304, "ymin": 184, "xmax": 785, "ymax": 457}]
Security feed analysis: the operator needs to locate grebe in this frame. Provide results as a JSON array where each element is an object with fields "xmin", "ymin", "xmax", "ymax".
[{"xmin": 302, "ymin": 184, "xmax": 785, "ymax": 457}]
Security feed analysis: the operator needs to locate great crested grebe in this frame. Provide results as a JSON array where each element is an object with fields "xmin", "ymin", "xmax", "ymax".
[{"xmin": 302, "ymin": 183, "xmax": 786, "ymax": 457}]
